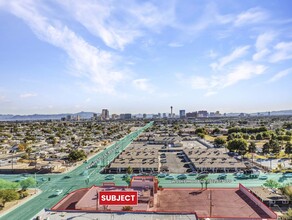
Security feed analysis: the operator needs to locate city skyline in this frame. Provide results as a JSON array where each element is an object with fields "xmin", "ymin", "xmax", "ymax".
[{"xmin": 0, "ymin": 0, "xmax": 292, "ymax": 114}]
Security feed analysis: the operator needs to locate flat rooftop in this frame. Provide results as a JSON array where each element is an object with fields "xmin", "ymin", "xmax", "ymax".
[
  {"xmin": 155, "ymin": 188, "xmax": 273, "ymax": 218},
  {"xmin": 51, "ymin": 183, "xmax": 277, "ymax": 219},
  {"xmin": 37, "ymin": 211, "xmax": 197, "ymax": 220}
]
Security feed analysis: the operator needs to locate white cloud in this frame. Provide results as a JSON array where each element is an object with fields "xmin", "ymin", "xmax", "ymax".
[
  {"xmin": 270, "ymin": 41, "xmax": 292, "ymax": 63},
  {"xmin": 222, "ymin": 62, "xmax": 266, "ymax": 87},
  {"xmin": 234, "ymin": 8, "xmax": 268, "ymax": 26},
  {"xmin": 268, "ymin": 68, "xmax": 292, "ymax": 83},
  {"xmin": 20, "ymin": 93, "xmax": 37, "ymax": 98},
  {"xmin": 186, "ymin": 62, "xmax": 267, "ymax": 94},
  {"xmin": 211, "ymin": 46, "xmax": 250, "ymax": 70},
  {"xmin": 4, "ymin": 0, "xmax": 126, "ymax": 94},
  {"xmin": 132, "ymin": 78, "xmax": 154, "ymax": 93},
  {"xmin": 168, "ymin": 42, "xmax": 183, "ymax": 48},
  {"xmin": 253, "ymin": 32, "xmax": 276, "ymax": 61},
  {"xmin": 187, "ymin": 3, "xmax": 233, "ymax": 34},
  {"xmin": 58, "ymin": 0, "xmax": 176, "ymax": 50}
]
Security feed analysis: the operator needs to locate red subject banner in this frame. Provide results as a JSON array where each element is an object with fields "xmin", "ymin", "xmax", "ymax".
[{"xmin": 99, "ymin": 191, "xmax": 138, "ymax": 206}]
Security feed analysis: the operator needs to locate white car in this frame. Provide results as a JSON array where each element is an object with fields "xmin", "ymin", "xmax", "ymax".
[{"xmin": 54, "ymin": 189, "xmax": 63, "ymax": 196}]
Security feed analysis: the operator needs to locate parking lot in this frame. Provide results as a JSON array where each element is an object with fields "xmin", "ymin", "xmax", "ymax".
[{"xmin": 161, "ymin": 152, "xmax": 190, "ymax": 173}]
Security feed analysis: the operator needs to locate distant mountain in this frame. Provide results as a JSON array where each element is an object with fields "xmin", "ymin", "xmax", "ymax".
[
  {"xmin": 0, "ymin": 109, "xmax": 291, "ymax": 121},
  {"xmin": 0, "ymin": 112, "xmax": 98, "ymax": 121},
  {"xmin": 0, "ymin": 114, "xmax": 14, "ymax": 120},
  {"xmin": 226, "ymin": 110, "xmax": 292, "ymax": 117}
]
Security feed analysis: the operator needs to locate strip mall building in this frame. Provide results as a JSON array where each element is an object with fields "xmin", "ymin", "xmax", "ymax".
[{"xmin": 48, "ymin": 176, "xmax": 277, "ymax": 220}]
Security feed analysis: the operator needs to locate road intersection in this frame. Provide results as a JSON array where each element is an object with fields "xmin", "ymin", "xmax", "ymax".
[{"xmin": 0, "ymin": 122, "xmax": 153, "ymax": 220}]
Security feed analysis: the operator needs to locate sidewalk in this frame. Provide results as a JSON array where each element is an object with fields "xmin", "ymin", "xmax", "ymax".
[{"xmin": 0, "ymin": 189, "xmax": 42, "ymax": 218}]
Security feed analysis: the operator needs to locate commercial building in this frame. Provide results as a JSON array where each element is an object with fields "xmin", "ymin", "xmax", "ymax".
[
  {"xmin": 197, "ymin": 110, "xmax": 208, "ymax": 117},
  {"xmin": 111, "ymin": 114, "xmax": 118, "ymax": 120},
  {"xmin": 186, "ymin": 112, "xmax": 197, "ymax": 118},
  {"xmin": 120, "ymin": 113, "xmax": 132, "ymax": 120},
  {"xmin": 92, "ymin": 113, "xmax": 98, "ymax": 120},
  {"xmin": 179, "ymin": 110, "xmax": 186, "ymax": 118},
  {"xmin": 48, "ymin": 180, "xmax": 277, "ymax": 220},
  {"xmin": 101, "ymin": 109, "xmax": 109, "ymax": 120}
]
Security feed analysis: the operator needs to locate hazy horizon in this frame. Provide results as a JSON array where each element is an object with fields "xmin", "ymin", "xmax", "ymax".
[{"xmin": 0, "ymin": 0, "xmax": 292, "ymax": 115}]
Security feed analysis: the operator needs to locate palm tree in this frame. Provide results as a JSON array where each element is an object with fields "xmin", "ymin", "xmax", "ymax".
[{"xmin": 126, "ymin": 166, "xmax": 133, "ymax": 174}]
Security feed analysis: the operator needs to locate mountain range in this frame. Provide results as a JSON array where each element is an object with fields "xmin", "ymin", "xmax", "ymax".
[
  {"xmin": 0, "ymin": 110, "xmax": 291, "ymax": 121},
  {"xmin": 0, "ymin": 112, "xmax": 97, "ymax": 121}
]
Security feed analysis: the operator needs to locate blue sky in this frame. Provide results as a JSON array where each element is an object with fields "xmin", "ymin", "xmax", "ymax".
[{"xmin": 0, "ymin": 0, "xmax": 292, "ymax": 115}]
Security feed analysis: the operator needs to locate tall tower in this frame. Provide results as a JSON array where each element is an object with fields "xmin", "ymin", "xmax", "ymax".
[{"xmin": 170, "ymin": 106, "xmax": 173, "ymax": 118}]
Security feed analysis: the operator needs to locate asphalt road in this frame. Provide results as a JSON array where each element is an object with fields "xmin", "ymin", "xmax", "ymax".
[{"xmin": 0, "ymin": 122, "xmax": 153, "ymax": 220}]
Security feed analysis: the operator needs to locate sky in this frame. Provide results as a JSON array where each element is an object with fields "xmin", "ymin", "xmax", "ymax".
[{"xmin": 0, "ymin": 0, "xmax": 292, "ymax": 115}]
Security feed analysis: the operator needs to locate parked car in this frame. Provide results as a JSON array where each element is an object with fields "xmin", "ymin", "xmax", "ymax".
[
  {"xmin": 104, "ymin": 175, "xmax": 115, "ymax": 180},
  {"xmin": 177, "ymin": 174, "xmax": 187, "ymax": 180}
]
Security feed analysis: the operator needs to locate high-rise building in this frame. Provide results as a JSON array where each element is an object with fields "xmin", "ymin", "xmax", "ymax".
[
  {"xmin": 120, "ymin": 113, "xmax": 132, "ymax": 120},
  {"xmin": 186, "ymin": 112, "xmax": 197, "ymax": 118},
  {"xmin": 101, "ymin": 109, "xmax": 109, "ymax": 120},
  {"xmin": 92, "ymin": 113, "xmax": 98, "ymax": 120},
  {"xmin": 143, "ymin": 114, "xmax": 147, "ymax": 119},
  {"xmin": 111, "ymin": 114, "xmax": 118, "ymax": 120},
  {"xmin": 66, "ymin": 115, "xmax": 72, "ymax": 121},
  {"xmin": 197, "ymin": 110, "xmax": 208, "ymax": 117},
  {"xmin": 179, "ymin": 110, "xmax": 186, "ymax": 118},
  {"xmin": 162, "ymin": 113, "xmax": 167, "ymax": 118}
]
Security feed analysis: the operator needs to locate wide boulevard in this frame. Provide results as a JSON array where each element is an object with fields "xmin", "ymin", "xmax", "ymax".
[{"xmin": 0, "ymin": 122, "xmax": 153, "ymax": 220}]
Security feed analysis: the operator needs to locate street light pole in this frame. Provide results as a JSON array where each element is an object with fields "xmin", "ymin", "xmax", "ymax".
[
  {"xmin": 34, "ymin": 172, "xmax": 37, "ymax": 194},
  {"xmin": 11, "ymin": 152, "xmax": 14, "ymax": 172}
]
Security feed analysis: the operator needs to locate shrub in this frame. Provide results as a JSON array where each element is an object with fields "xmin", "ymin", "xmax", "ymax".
[{"xmin": 122, "ymin": 206, "xmax": 133, "ymax": 211}]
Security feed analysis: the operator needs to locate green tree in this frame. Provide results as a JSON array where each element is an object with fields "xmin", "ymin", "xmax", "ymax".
[
  {"xmin": 285, "ymin": 142, "xmax": 291, "ymax": 155},
  {"xmin": 0, "ymin": 189, "xmax": 19, "ymax": 206},
  {"xmin": 242, "ymin": 134, "xmax": 249, "ymax": 140},
  {"xmin": 227, "ymin": 139, "xmax": 248, "ymax": 155},
  {"xmin": 256, "ymin": 133, "xmax": 263, "ymax": 140},
  {"xmin": 282, "ymin": 208, "xmax": 292, "ymax": 220},
  {"xmin": 20, "ymin": 177, "xmax": 36, "ymax": 190},
  {"xmin": 197, "ymin": 133, "xmax": 205, "ymax": 139},
  {"xmin": 269, "ymin": 139, "xmax": 280, "ymax": 154},
  {"xmin": 126, "ymin": 166, "xmax": 133, "ymax": 174},
  {"xmin": 25, "ymin": 147, "xmax": 32, "ymax": 158},
  {"xmin": 262, "ymin": 143, "xmax": 270, "ymax": 154},
  {"xmin": 214, "ymin": 137, "xmax": 226, "ymax": 147},
  {"xmin": 227, "ymin": 134, "xmax": 235, "ymax": 141},
  {"xmin": 248, "ymin": 142, "xmax": 256, "ymax": 153},
  {"xmin": 21, "ymin": 153, "xmax": 29, "ymax": 160},
  {"xmin": 68, "ymin": 150, "xmax": 87, "ymax": 162},
  {"xmin": 263, "ymin": 179, "xmax": 281, "ymax": 189},
  {"xmin": 195, "ymin": 128, "xmax": 206, "ymax": 135},
  {"xmin": 0, "ymin": 179, "xmax": 19, "ymax": 190},
  {"xmin": 212, "ymin": 128, "xmax": 220, "ymax": 135}
]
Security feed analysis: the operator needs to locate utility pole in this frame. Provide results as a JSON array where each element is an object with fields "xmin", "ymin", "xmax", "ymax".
[
  {"xmin": 209, "ymin": 190, "xmax": 213, "ymax": 217},
  {"xmin": 11, "ymin": 152, "xmax": 14, "ymax": 173}
]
